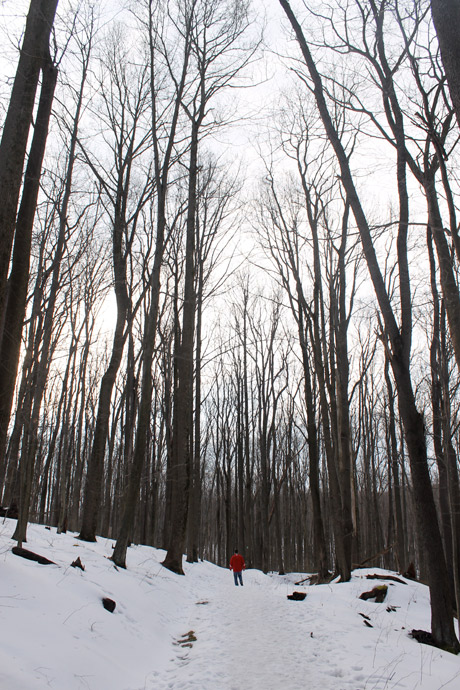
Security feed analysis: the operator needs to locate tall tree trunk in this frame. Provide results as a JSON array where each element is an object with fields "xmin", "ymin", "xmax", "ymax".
[
  {"xmin": 187, "ymin": 259, "xmax": 204, "ymax": 563},
  {"xmin": 431, "ymin": 0, "xmax": 460, "ymax": 130},
  {"xmin": 78, "ymin": 212, "xmax": 130, "ymax": 542},
  {"xmin": 111, "ymin": 246, "xmax": 163, "ymax": 567},
  {"xmin": 162, "ymin": 127, "xmax": 199, "ymax": 575},
  {"xmin": 112, "ymin": 0, "xmax": 191, "ymax": 564},
  {"xmin": 0, "ymin": 53, "xmax": 57, "ymax": 488},
  {"xmin": 419, "ymin": 174, "xmax": 460, "ymax": 377},
  {"xmin": 384, "ymin": 358, "xmax": 406, "ymax": 571},
  {"xmin": 11, "ymin": 163, "xmax": 70, "ymax": 545},
  {"xmin": 0, "ymin": 0, "xmax": 58, "ymax": 339},
  {"xmin": 301, "ymin": 344, "xmax": 328, "ymax": 580},
  {"xmin": 333, "ymin": 200, "xmax": 355, "ymax": 576}
]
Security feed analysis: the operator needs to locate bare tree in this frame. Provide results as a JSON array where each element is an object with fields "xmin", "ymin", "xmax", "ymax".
[
  {"xmin": 0, "ymin": 0, "xmax": 59, "ymax": 337},
  {"xmin": 256, "ymin": 114, "xmax": 358, "ymax": 580},
  {"xmin": 187, "ymin": 160, "xmax": 240, "ymax": 563},
  {"xmin": 162, "ymin": 0, "xmax": 255, "ymax": 575},
  {"xmin": 0, "ymin": 0, "xmax": 59, "ymax": 489},
  {"xmin": 111, "ymin": 0, "xmax": 193, "ymax": 568},
  {"xmin": 78, "ymin": 30, "xmax": 153, "ymax": 542},
  {"xmin": 278, "ymin": 0, "xmax": 459, "ymax": 650},
  {"xmin": 0, "ymin": 51, "xmax": 57, "ymax": 492}
]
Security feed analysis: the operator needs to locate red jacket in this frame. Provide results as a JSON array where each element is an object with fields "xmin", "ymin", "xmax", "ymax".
[{"xmin": 230, "ymin": 553, "xmax": 245, "ymax": 572}]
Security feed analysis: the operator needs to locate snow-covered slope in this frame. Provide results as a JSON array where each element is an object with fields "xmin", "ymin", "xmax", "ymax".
[{"xmin": 1, "ymin": 518, "xmax": 459, "ymax": 689}]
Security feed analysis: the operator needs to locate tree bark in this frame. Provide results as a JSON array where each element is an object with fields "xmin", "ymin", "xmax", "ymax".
[
  {"xmin": 162, "ymin": 127, "xmax": 199, "ymax": 575},
  {"xmin": 0, "ymin": 52, "xmax": 57, "ymax": 488},
  {"xmin": 78, "ymin": 186, "xmax": 131, "ymax": 542},
  {"xmin": 0, "ymin": 0, "xmax": 58, "ymax": 339},
  {"xmin": 431, "ymin": 0, "xmax": 460, "ymax": 130}
]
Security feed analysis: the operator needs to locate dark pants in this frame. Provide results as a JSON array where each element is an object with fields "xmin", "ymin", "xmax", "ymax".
[{"xmin": 233, "ymin": 570, "xmax": 243, "ymax": 586}]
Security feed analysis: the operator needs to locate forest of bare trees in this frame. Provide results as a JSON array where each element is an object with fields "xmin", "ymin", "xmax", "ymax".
[{"xmin": 1, "ymin": 0, "xmax": 460, "ymax": 650}]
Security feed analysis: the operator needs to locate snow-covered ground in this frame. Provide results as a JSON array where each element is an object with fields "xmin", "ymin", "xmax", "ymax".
[{"xmin": 1, "ymin": 518, "xmax": 459, "ymax": 690}]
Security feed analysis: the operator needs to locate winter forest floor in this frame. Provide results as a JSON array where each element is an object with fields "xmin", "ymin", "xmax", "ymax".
[{"xmin": 1, "ymin": 519, "xmax": 460, "ymax": 690}]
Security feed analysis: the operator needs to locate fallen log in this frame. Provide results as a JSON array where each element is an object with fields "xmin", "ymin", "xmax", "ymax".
[
  {"xmin": 294, "ymin": 576, "xmax": 310, "ymax": 586},
  {"xmin": 12, "ymin": 546, "xmax": 56, "ymax": 565},
  {"xmin": 409, "ymin": 629, "xmax": 437, "ymax": 647},
  {"xmin": 366, "ymin": 573, "xmax": 407, "ymax": 585},
  {"xmin": 359, "ymin": 585, "xmax": 388, "ymax": 603},
  {"xmin": 287, "ymin": 591, "xmax": 307, "ymax": 601},
  {"xmin": 295, "ymin": 571, "xmax": 334, "ymax": 586},
  {"xmin": 409, "ymin": 629, "xmax": 459, "ymax": 654}
]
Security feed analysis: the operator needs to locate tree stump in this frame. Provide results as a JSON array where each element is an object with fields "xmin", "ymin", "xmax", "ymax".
[{"xmin": 71, "ymin": 557, "xmax": 85, "ymax": 571}]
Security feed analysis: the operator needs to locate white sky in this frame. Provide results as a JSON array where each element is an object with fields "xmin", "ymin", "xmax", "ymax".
[{"xmin": 0, "ymin": 0, "xmax": 445, "ymax": 388}]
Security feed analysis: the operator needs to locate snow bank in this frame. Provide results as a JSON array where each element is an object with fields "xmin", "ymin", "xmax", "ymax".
[{"xmin": 1, "ymin": 519, "xmax": 459, "ymax": 689}]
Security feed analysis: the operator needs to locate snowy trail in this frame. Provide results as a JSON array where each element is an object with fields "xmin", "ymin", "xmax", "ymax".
[
  {"xmin": 150, "ymin": 570, "xmax": 407, "ymax": 690},
  {"xmin": 152, "ymin": 575, "xmax": 312, "ymax": 690},
  {"xmin": 176, "ymin": 582, "xmax": 313, "ymax": 690},
  {"xmin": 2, "ymin": 522, "xmax": 460, "ymax": 690}
]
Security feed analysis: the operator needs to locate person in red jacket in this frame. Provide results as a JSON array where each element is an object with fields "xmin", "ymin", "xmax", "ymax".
[{"xmin": 229, "ymin": 549, "xmax": 245, "ymax": 586}]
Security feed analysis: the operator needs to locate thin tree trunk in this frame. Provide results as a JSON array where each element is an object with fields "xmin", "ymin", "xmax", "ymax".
[
  {"xmin": 187, "ymin": 260, "xmax": 204, "ymax": 564},
  {"xmin": 384, "ymin": 358, "xmax": 406, "ymax": 571}
]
